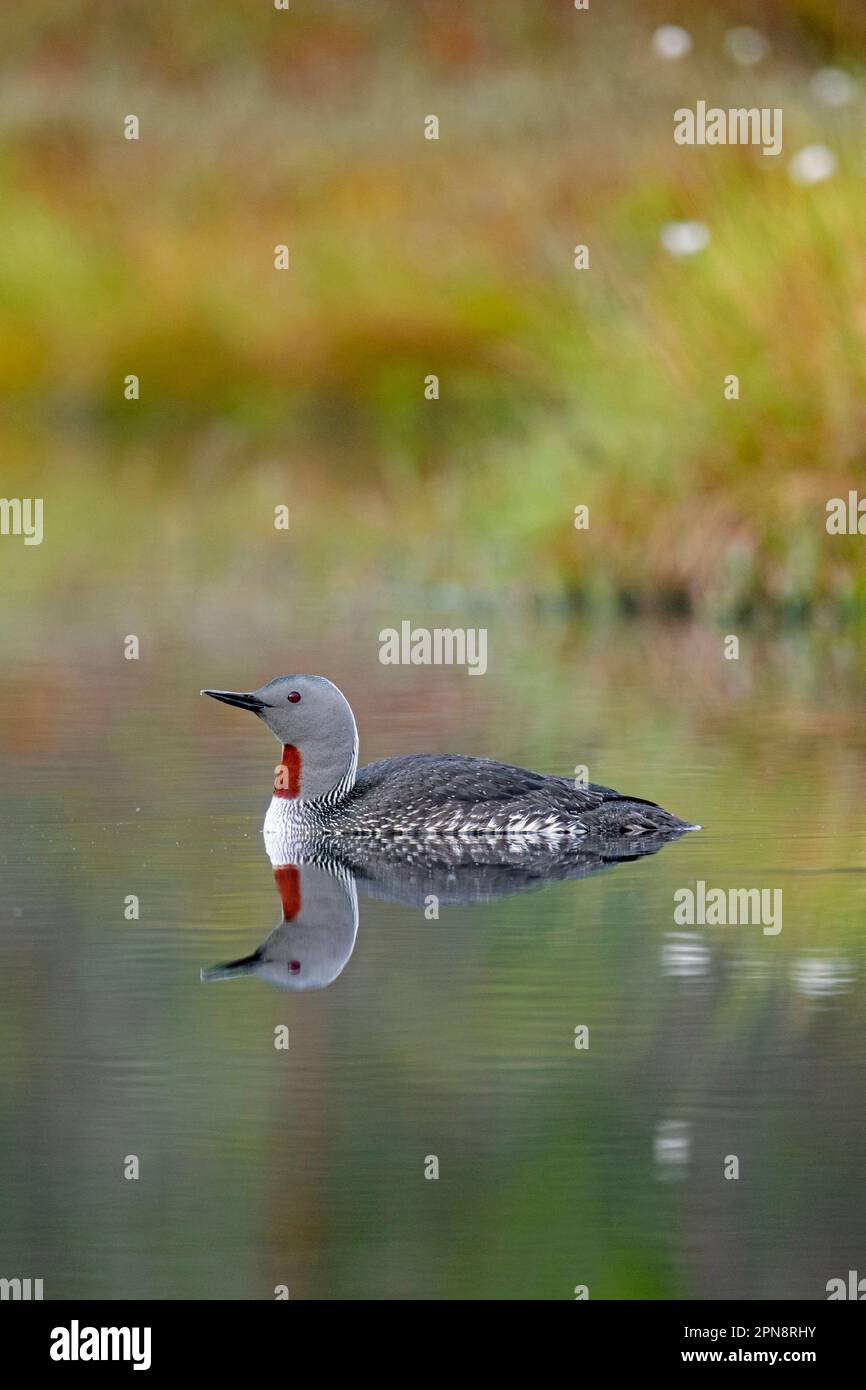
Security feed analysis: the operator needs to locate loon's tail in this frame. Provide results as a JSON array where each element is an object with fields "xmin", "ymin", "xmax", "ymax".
[{"xmin": 587, "ymin": 801, "xmax": 700, "ymax": 837}]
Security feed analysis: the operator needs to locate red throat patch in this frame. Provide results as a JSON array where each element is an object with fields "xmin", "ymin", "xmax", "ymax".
[
  {"xmin": 273, "ymin": 864, "xmax": 302, "ymax": 920},
  {"xmin": 274, "ymin": 744, "xmax": 301, "ymax": 799}
]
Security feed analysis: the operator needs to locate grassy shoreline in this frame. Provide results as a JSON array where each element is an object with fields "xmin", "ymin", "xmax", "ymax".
[{"xmin": 3, "ymin": 2, "xmax": 866, "ymax": 616}]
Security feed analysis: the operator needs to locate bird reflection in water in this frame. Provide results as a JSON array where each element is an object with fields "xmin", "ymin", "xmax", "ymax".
[{"xmin": 201, "ymin": 828, "xmax": 686, "ymax": 992}]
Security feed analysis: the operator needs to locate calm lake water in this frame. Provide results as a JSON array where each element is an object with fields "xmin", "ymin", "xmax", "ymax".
[{"xmin": 2, "ymin": 588, "xmax": 865, "ymax": 1299}]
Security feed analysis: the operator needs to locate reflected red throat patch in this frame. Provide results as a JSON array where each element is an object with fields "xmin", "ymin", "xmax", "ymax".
[
  {"xmin": 274, "ymin": 864, "xmax": 302, "ymax": 920},
  {"xmin": 274, "ymin": 744, "xmax": 301, "ymax": 799}
]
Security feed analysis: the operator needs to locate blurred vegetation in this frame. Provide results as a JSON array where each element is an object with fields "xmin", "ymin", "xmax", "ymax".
[{"xmin": 2, "ymin": 0, "xmax": 866, "ymax": 617}]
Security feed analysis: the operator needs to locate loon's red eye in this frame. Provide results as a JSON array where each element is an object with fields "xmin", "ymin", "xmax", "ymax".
[{"xmin": 287, "ymin": 691, "xmax": 301, "ymax": 703}]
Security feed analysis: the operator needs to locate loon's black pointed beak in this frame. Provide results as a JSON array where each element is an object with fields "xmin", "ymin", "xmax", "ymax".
[
  {"xmin": 200, "ymin": 951, "xmax": 262, "ymax": 982},
  {"xmin": 201, "ymin": 689, "xmax": 268, "ymax": 713}
]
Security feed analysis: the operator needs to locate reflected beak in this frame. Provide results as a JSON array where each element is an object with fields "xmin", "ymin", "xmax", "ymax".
[
  {"xmin": 201, "ymin": 689, "xmax": 268, "ymax": 713},
  {"xmin": 201, "ymin": 952, "xmax": 261, "ymax": 982}
]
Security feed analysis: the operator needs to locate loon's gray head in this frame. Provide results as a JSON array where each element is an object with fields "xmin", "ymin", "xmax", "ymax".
[{"xmin": 201, "ymin": 674, "xmax": 358, "ymax": 800}]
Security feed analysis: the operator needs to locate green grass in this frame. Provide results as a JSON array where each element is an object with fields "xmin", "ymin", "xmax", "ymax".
[{"xmin": 3, "ymin": 0, "xmax": 866, "ymax": 617}]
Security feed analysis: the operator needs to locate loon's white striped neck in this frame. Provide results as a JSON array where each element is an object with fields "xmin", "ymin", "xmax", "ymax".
[{"xmin": 270, "ymin": 719, "xmax": 359, "ymax": 806}]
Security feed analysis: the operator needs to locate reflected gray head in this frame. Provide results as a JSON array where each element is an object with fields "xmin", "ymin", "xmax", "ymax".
[
  {"xmin": 200, "ymin": 674, "xmax": 358, "ymax": 800},
  {"xmin": 201, "ymin": 860, "xmax": 359, "ymax": 992}
]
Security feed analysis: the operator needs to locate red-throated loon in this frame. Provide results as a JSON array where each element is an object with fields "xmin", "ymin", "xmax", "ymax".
[{"xmin": 201, "ymin": 675, "xmax": 697, "ymax": 842}]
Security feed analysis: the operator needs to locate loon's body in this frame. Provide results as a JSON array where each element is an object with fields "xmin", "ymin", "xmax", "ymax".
[
  {"xmin": 201, "ymin": 674, "xmax": 696, "ymax": 843},
  {"xmin": 262, "ymin": 750, "xmax": 688, "ymax": 840}
]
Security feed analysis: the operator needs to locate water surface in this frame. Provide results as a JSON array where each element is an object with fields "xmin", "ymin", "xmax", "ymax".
[{"xmin": 2, "ymin": 594, "xmax": 864, "ymax": 1299}]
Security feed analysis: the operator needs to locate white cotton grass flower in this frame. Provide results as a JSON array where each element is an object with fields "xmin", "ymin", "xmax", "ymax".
[
  {"xmin": 653, "ymin": 1120, "xmax": 691, "ymax": 1181},
  {"xmin": 811, "ymin": 67, "xmax": 855, "ymax": 107},
  {"xmin": 788, "ymin": 144, "xmax": 837, "ymax": 186},
  {"xmin": 660, "ymin": 220, "xmax": 710, "ymax": 257},
  {"xmin": 652, "ymin": 25, "xmax": 692, "ymax": 61},
  {"xmin": 724, "ymin": 26, "xmax": 769, "ymax": 66},
  {"xmin": 791, "ymin": 956, "xmax": 854, "ymax": 999},
  {"xmin": 662, "ymin": 932, "xmax": 710, "ymax": 979}
]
